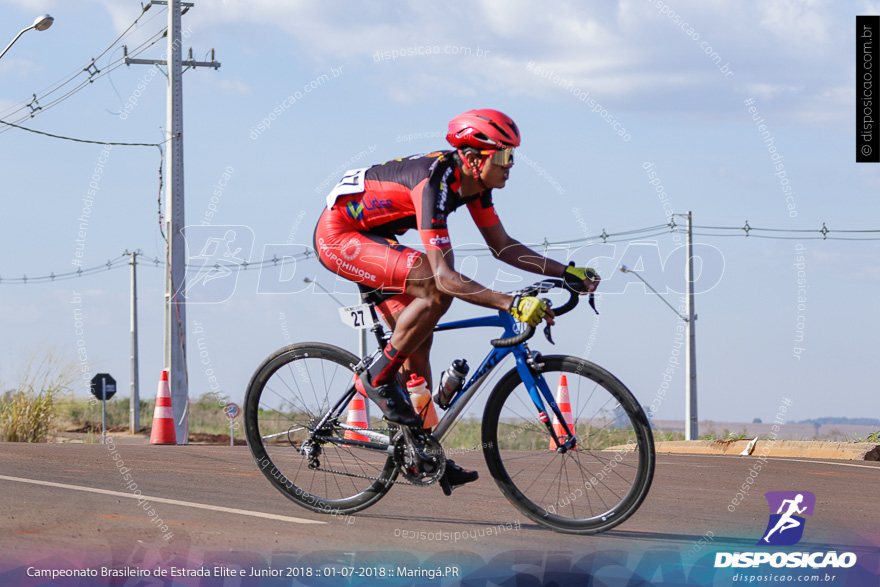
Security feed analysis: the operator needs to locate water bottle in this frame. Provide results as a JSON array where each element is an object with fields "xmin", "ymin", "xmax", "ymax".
[
  {"xmin": 433, "ymin": 359, "xmax": 469, "ymax": 409},
  {"xmin": 406, "ymin": 373, "xmax": 439, "ymax": 429}
]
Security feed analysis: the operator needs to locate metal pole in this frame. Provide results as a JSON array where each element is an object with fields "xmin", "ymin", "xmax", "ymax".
[
  {"xmin": 101, "ymin": 388, "xmax": 107, "ymax": 445},
  {"xmin": 685, "ymin": 211, "xmax": 698, "ymax": 440},
  {"xmin": 164, "ymin": 0, "xmax": 188, "ymax": 444},
  {"xmin": 130, "ymin": 251, "xmax": 140, "ymax": 433},
  {"xmin": 0, "ymin": 26, "xmax": 34, "ymax": 61},
  {"xmin": 359, "ymin": 329, "xmax": 371, "ymax": 423}
]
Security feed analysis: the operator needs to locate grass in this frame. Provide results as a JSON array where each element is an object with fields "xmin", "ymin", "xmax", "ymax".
[
  {"xmin": 0, "ymin": 387, "xmax": 61, "ymax": 442},
  {"xmin": 53, "ymin": 392, "xmax": 241, "ymax": 438},
  {"xmin": 0, "ymin": 353, "xmax": 74, "ymax": 442},
  {"xmin": 699, "ymin": 428, "xmax": 750, "ymax": 441},
  {"xmin": 841, "ymin": 431, "xmax": 880, "ymax": 443}
]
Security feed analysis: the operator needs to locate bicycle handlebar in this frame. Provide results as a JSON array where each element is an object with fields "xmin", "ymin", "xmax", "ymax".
[{"xmin": 490, "ymin": 279, "xmax": 581, "ymax": 348}]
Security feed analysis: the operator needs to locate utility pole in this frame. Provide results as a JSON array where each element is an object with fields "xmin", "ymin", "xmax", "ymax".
[
  {"xmin": 125, "ymin": 0, "xmax": 220, "ymax": 443},
  {"xmin": 130, "ymin": 250, "xmax": 141, "ymax": 434},
  {"xmin": 684, "ymin": 211, "xmax": 698, "ymax": 440}
]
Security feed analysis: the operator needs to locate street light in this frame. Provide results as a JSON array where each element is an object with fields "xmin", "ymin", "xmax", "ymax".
[
  {"xmin": 0, "ymin": 15, "xmax": 54, "ymax": 61},
  {"xmin": 621, "ymin": 210, "xmax": 699, "ymax": 440}
]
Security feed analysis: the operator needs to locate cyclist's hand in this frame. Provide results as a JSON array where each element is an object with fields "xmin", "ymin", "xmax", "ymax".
[
  {"xmin": 563, "ymin": 262, "xmax": 600, "ymax": 294},
  {"xmin": 509, "ymin": 295, "xmax": 554, "ymax": 327}
]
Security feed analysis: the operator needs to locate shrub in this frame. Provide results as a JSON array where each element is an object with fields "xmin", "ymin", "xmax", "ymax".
[{"xmin": 0, "ymin": 353, "xmax": 74, "ymax": 442}]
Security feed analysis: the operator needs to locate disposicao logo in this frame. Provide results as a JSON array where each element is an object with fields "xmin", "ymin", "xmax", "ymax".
[
  {"xmin": 759, "ymin": 491, "xmax": 815, "ymax": 546},
  {"xmin": 714, "ymin": 491, "xmax": 857, "ymax": 570}
]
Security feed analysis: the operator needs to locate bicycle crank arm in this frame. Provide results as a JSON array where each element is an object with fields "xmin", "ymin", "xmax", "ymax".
[{"xmin": 401, "ymin": 427, "xmax": 439, "ymax": 475}]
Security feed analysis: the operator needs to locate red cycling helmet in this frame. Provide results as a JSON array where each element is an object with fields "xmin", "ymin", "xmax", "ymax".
[{"xmin": 447, "ymin": 109, "xmax": 521, "ymax": 150}]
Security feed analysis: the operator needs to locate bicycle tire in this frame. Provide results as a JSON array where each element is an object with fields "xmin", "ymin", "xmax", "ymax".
[
  {"xmin": 482, "ymin": 355, "xmax": 655, "ymax": 534},
  {"xmin": 244, "ymin": 343, "xmax": 397, "ymax": 515}
]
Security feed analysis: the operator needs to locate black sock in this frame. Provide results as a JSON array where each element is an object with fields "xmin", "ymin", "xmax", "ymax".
[{"xmin": 369, "ymin": 343, "xmax": 409, "ymax": 386}]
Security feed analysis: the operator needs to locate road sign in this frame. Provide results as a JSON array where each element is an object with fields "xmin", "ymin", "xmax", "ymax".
[
  {"xmin": 224, "ymin": 402, "xmax": 240, "ymax": 420},
  {"xmin": 90, "ymin": 374, "xmax": 117, "ymax": 401}
]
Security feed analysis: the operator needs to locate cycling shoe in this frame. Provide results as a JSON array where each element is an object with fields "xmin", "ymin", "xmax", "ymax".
[
  {"xmin": 355, "ymin": 372, "xmax": 422, "ymax": 427},
  {"xmin": 439, "ymin": 459, "xmax": 479, "ymax": 496}
]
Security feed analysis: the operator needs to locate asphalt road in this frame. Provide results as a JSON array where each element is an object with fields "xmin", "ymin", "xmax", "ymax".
[{"xmin": 1, "ymin": 443, "xmax": 878, "ymax": 583}]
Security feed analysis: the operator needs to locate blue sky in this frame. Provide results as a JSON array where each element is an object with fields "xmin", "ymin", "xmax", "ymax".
[{"xmin": 1, "ymin": 0, "xmax": 878, "ymax": 427}]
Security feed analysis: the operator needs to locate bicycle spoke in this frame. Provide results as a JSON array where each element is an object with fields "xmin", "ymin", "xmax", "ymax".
[
  {"xmin": 246, "ymin": 344, "xmax": 397, "ymax": 515},
  {"xmin": 484, "ymin": 357, "xmax": 653, "ymax": 533}
]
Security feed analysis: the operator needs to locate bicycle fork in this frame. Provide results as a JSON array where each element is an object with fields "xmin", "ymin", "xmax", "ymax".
[{"xmin": 515, "ymin": 349, "xmax": 577, "ymax": 453}]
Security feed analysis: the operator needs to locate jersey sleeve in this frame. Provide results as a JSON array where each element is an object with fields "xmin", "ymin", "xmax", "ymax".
[
  {"xmin": 414, "ymin": 161, "xmax": 456, "ymax": 250},
  {"xmin": 467, "ymin": 190, "xmax": 501, "ymax": 228}
]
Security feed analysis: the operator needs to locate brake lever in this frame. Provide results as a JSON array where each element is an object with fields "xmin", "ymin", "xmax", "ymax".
[{"xmin": 543, "ymin": 299, "xmax": 555, "ymax": 345}]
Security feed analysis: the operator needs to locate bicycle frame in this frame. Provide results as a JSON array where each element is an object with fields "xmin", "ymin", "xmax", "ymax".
[
  {"xmin": 431, "ymin": 310, "xmax": 572, "ymax": 445},
  {"xmin": 325, "ymin": 307, "xmax": 575, "ymax": 452}
]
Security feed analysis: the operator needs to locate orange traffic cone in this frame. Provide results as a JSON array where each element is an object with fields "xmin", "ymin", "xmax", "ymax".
[
  {"xmin": 550, "ymin": 375, "xmax": 576, "ymax": 450},
  {"xmin": 150, "ymin": 370, "xmax": 177, "ymax": 444},
  {"xmin": 343, "ymin": 396, "xmax": 369, "ymax": 444}
]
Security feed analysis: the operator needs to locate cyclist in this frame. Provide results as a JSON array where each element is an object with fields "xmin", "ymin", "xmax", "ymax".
[{"xmin": 313, "ymin": 109, "xmax": 599, "ymax": 492}]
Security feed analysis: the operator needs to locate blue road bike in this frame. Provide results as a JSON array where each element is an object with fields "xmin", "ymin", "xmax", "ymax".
[{"xmin": 244, "ymin": 279, "xmax": 655, "ymax": 534}]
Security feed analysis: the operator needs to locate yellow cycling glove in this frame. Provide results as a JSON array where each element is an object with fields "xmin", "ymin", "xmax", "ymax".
[
  {"xmin": 509, "ymin": 295, "xmax": 547, "ymax": 327},
  {"xmin": 563, "ymin": 263, "xmax": 599, "ymax": 293}
]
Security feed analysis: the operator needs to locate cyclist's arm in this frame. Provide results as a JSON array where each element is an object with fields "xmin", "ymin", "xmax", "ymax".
[
  {"xmin": 478, "ymin": 222, "xmax": 568, "ymax": 278},
  {"xmin": 422, "ymin": 244, "xmax": 514, "ymax": 312}
]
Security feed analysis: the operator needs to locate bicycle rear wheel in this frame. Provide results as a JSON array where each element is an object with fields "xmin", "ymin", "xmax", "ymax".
[
  {"xmin": 482, "ymin": 355, "xmax": 654, "ymax": 534},
  {"xmin": 244, "ymin": 343, "xmax": 397, "ymax": 515}
]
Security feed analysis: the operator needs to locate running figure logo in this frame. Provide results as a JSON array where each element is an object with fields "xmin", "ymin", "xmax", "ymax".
[
  {"xmin": 759, "ymin": 491, "xmax": 816, "ymax": 546},
  {"xmin": 180, "ymin": 225, "xmax": 254, "ymax": 303}
]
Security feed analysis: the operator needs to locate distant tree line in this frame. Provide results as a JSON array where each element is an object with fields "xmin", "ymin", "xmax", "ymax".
[{"xmin": 798, "ymin": 417, "xmax": 880, "ymax": 426}]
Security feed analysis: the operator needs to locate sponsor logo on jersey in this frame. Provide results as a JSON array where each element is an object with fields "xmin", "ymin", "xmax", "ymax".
[
  {"xmin": 341, "ymin": 237, "xmax": 362, "ymax": 261},
  {"xmin": 428, "ymin": 234, "xmax": 451, "ymax": 247},
  {"xmin": 346, "ymin": 201, "xmax": 365, "ymax": 221},
  {"xmin": 346, "ymin": 197, "xmax": 391, "ymax": 221},
  {"xmin": 406, "ymin": 250, "xmax": 421, "ymax": 268},
  {"xmin": 437, "ymin": 166, "xmax": 453, "ymax": 211},
  {"xmin": 362, "ymin": 196, "xmax": 393, "ymax": 211}
]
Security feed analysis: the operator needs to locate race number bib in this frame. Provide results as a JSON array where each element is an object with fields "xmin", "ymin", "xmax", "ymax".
[
  {"xmin": 338, "ymin": 303, "xmax": 375, "ymax": 330},
  {"xmin": 325, "ymin": 168, "xmax": 368, "ymax": 209}
]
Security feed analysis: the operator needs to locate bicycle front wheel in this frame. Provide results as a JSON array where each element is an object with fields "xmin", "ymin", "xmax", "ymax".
[
  {"xmin": 244, "ymin": 343, "xmax": 397, "ymax": 515},
  {"xmin": 482, "ymin": 356, "xmax": 655, "ymax": 534}
]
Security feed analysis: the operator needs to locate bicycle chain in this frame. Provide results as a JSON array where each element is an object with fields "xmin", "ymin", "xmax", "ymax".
[{"xmin": 310, "ymin": 425, "xmax": 432, "ymax": 488}]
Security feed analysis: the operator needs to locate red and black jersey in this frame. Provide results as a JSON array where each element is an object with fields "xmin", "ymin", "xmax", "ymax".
[{"xmin": 326, "ymin": 151, "xmax": 500, "ymax": 250}]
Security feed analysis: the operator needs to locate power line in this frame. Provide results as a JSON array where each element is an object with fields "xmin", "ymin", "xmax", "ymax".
[
  {"xmin": 0, "ymin": 5, "xmax": 166, "ymax": 122},
  {"xmin": 0, "ymin": 118, "xmax": 172, "ymax": 146},
  {"xmin": 0, "ymin": 23, "xmax": 168, "ymax": 135},
  {"xmin": 4, "ymin": 217, "xmax": 879, "ymax": 285}
]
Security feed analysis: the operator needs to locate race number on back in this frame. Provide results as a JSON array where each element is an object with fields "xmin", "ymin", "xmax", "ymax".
[{"xmin": 325, "ymin": 168, "xmax": 368, "ymax": 209}]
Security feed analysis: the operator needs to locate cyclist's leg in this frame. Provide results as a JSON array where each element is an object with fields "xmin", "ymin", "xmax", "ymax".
[
  {"xmin": 314, "ymin": 212, "xmax": 423, "ymax": 424},
  {"xmin": 386, "ymin": 254, "xmax": 453, "ymax": 355},
  {"xmin": 380, "ymin": 293, "xmax": 478, "ymax": 494},
  {"xmin": 379, "ymin": 302, "xmax": 434, "ymax": 389}
]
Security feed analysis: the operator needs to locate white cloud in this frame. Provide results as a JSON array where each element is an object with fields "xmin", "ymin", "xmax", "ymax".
[
  {"xmin": 82, "ymin": 0, "xmax": 860, "ymax": 123},
  {"xmin": 757, "ymin": 0, "xmax": 832, "ymax": 52}
]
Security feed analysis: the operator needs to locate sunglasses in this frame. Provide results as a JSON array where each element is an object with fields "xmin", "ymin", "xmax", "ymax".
[{"xmin": 479, "ymin": 147, "xmax": 515, "ymax": 166}]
